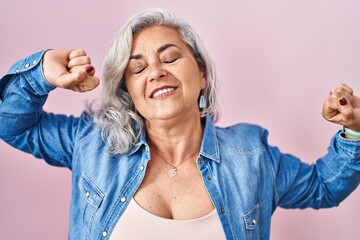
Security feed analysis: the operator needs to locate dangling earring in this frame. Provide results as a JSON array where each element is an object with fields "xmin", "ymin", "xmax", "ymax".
[{"xmin": 199, "ymin": 91, "xmax": 205, "ymax": 109}]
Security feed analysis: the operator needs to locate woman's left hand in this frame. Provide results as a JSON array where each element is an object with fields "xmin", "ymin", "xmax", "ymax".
[{"xmin": 322, "ymin": 83, "xmax": 360, "ymax": 132}]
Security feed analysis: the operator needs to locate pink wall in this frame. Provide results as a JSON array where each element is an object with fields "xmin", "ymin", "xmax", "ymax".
[{"xmin": 1, "ymin": 0, "xmax": 359, "ymax": 239}]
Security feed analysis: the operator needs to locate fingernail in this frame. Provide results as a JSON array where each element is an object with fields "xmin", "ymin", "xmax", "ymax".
[
  {"xmin": 339, "ymin": 98, "xmax": 347, "ymax": 106},
  {"xmin": 85, "ymin": 66, "xmax": 94, "ymax": 74}
]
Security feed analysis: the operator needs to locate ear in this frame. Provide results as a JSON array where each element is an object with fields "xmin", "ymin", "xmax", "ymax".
[{"xmin": 200, "ymin": 71, "xmax": 207, "ymax": 89}]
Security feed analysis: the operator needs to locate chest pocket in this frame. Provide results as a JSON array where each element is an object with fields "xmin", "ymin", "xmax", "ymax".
[
  {"xmin": 78, "ymin": 173, "xmax": 105, "ymax": 232},
  {"xmin": 243, "ymin": 204, "xmax": 260, "ymax": 240}
]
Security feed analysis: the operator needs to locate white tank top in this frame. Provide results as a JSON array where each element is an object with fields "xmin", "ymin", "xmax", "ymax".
[{"xmin": 109, "ymin": 198, "xmax": 227, "ymax": 240}]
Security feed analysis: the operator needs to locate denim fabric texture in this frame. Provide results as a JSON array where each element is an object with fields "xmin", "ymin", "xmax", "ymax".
[{"xmin": 1, "ymin": 51, "xmax": 359, "ymax": 240}]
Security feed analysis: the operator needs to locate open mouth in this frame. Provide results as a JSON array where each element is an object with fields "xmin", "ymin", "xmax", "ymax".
[{"xmin": 151, "ymin": 87, "xmax": 177, "ymax": 98}]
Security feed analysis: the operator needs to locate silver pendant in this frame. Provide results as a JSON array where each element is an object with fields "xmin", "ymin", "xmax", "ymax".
[{"xmin": 168, "ymin": 167, "xmax": 177, "ymax": 177}]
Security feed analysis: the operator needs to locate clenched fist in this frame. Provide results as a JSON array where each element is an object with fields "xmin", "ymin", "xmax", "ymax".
[
  {"xmin": 322, "ymin": 83, "xmax": 360, "ymax": 132},
  {"xmin": 42, "ymin": 49, "xmax": 100, "ymax": 92}
]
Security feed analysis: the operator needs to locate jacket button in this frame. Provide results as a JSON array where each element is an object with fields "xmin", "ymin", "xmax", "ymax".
[
  {"xmin": 85, "ymin": 192, "xmax": 90, "ymax": 198},
  {"xmin": 102, "ymin": 231, "xmax": 107, "ymax": 237},
  {"xmin": 25, "ymin": 63, "xmax": 30, "ymax": 68},
  {"xmin": 140, "ymin": 165, "xmax": 145, "ymax": 171},
  {"xmin": 207, "ymin": 176, "xmax": 212, "ymax": 180},
  {"xmin": 220, "ymin": 208, "xmax": 225, "ymax": 213},
  {"xmin": 120, "ymin": 197, "xmax": 127, "ymax": 203}
]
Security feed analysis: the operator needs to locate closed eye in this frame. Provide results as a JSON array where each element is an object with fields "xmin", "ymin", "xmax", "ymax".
[
  {"xmin": 134, "ymin": 67, "xmax": 146, "ymax": 74},
  {"xmin": 161, "ymin": 49, "xmax": 181, "ymax": 64},
  {"xmin": 163, "ymin": 57, "xmax": 178, "ymax": 64}
]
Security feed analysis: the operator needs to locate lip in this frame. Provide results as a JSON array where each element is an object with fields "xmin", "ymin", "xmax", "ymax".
[{"xmin": 150, "ymin": 86, "xmax": 177, "ymax": 98}]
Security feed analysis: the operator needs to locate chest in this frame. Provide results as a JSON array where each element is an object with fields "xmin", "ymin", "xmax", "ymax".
[
  {"xmin": 70, "ymin": 144, "xmax": 271, "ymax": 239},
  {"xmin": 133, "ymin": 156, "xmax": 215, "ymax": 220},
  {"xmin": 109, "ymin": 197, "xmax": 226, "ymax": 240}
]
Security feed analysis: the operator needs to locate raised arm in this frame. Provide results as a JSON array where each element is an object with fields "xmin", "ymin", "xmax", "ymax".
[
  {"xmin": 0, "ymin": 49, "xmax": 100, "ymax": 168},
  {"xmin": 270, "ymin": 84, "xmax": 360, "ymax": 210}
]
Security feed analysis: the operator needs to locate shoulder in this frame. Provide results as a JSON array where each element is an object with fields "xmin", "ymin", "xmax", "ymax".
[
  {"xmin": 216, "ymin": 122, "xmax": 267, "ymax": 140},
  {"xmin": 217, "ymin": 122, "xmax": 265, "ymax": 135},
  {"xmin": 215, "ymin": 122, "xmax": 269, "ymax": 154},
  {"xmin": 75, "ymin": 112, "xmax": 101, "ymax": 141}
]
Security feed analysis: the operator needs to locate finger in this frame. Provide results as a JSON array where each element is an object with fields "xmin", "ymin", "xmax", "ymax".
[
  {"xmin": 324, "ymin": 97, "xmax": 339, "ymax": 112},
  {"xmin": 334, "ymin": 83, "xmax": 353, "ymax": 96},
  {"xmin": 328, "ymin": 84, "xmax": 354, "ymax": 113},
  {"xmin": 330, "ymin": 84, "xmax": 353, "ymax": 104},
  {"xmin": 324, "ymin": 96, "xmax": 356, "ymax": 125},
  {"xmin": 69, "ymin": 49, "xmax": 87, "ymax": 60},
  {"xmin": 337, "ymin": 97, "xmax": 355, "ymax": 120},
  {"xmin": 322, "ymin": 97, "xmax": 340, "ymax": 121},
  {"xmin": 68, "ymin": 66, "xmax": 98, "ymax": 91},
  {"xmin": 56, "ymin": 70, "xmax": 88, "ymax": 89},
  {"xmin": 68, "ymin": 55, "xmax": 91, "ymax": 69},
  {"xmin": 331, "ymin": 89, "xmax": 353, "ymax": 101},
  {"xmin": 84, "ymin": 65, "xmax": 95, "ymax": 76},
  {"xmin": 69, "ymin": 66, "xmax": 84, "ymax": 73},
  {"xmin": 71, "ymin": 76, "xmax": 100, "ymax": 92},
  {"xmin": 56, "ymin": 64, "xmax": 96, "ymax": 89},
  {"xmin": 70, "ymin": 65, "xmax": 95, "ymax": 76},
  {"xmin": 323, "ymin": 96, "xmax": 351, "ymax": 118}
]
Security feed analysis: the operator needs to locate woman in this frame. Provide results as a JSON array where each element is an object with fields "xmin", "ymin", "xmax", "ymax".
[{"xmin": 0, "ymin": 8, "xmax": 359, "ymax": 240}]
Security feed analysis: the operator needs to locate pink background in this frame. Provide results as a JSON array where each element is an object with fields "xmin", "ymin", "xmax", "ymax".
[{"xmin": 1, "ymin": 0, "xmax": 359, "ymax": 239}]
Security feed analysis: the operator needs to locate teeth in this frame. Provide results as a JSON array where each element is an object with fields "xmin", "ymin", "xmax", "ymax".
[{"xmin": 153, "ymin": 88, "xmax": 175, "ymax": 98}]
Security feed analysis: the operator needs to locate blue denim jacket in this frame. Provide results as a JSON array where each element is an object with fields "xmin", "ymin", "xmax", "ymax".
[{"xmin": 1, "ymin": 51, "xmax": 359, "ymax": 240}]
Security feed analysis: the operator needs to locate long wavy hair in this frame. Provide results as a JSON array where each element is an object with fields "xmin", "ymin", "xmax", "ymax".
[{"xmin": 88, "ymin": 8, "xmax": 218, "ymax": 155}]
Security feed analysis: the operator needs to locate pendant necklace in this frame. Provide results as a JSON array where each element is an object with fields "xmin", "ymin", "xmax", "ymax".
[{"xmin": 149, "ymin": 143, "xmax": 201, "ymax": 178}]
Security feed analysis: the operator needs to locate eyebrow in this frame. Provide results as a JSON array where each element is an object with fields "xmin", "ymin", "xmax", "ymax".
[
  {"xmin": 158, "ymin": 43, "xmax": 178, "ymax": 53},
  {"xmin": 129, "ymin": 43, "xmax": 179, "ymax": 60}
]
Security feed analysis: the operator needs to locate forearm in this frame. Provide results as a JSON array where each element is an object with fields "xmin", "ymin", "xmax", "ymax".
[
  {"xmin": 315, "ymin": 131, "xmax": 360, "ymax": 204},
  {"xmin": 269, "ymin": 131, "xmax": 360, "ymax": 209}
]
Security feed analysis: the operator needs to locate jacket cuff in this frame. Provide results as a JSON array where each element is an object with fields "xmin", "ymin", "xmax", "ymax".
[
  {"xmin": 0, "ymin": 50, "xmax": 55, "ymax": 98},
  {"xmin": 335, "ymin": 130, "xmax": 360, "ymax": 158}
]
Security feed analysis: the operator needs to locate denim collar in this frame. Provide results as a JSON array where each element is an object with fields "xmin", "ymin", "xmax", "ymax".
[
  {"xmin": 128, "ymin": 117, "xmax": 220, "ymax": 163},
  {"xmin": 128, "ymin": 125, "xmax": 147, "ymax": 156},
  {"xmin": 200, "ymin": 117, "xmax": 220, "ymax": 163}
]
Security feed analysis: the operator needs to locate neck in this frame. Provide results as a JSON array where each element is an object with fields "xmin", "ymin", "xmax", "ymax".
[{"xmin": 145, "ymin": 114, "xmax": 203, "ymax": 166}]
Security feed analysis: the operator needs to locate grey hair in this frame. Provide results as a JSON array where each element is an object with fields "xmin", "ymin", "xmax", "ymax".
[{"xmin": 88, "ymin": 8, "xmax": 218, "ymax": 155}]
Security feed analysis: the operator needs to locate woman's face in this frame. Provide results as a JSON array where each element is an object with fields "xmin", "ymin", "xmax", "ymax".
[{"xmin": 125, "ymin": 25, "xmax": 206, "ymax": 123}]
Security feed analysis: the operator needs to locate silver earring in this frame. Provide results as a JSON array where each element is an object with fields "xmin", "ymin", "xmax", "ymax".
[{"xmin": 199, "ymin": 92, "xmax": 205, "ymax": 109}]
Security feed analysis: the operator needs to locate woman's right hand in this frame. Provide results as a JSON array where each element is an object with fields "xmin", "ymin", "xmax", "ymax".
[{"xmin": 42, "ymin": 49, "xmax": 100, "ymax": 92}]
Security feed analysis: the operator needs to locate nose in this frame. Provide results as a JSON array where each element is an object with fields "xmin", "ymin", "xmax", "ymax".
[{"xmin": 147, "ymin": 62, "xmax": 168, "ymax": 82}]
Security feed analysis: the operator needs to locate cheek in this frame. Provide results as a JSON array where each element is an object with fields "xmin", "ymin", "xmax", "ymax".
[
  {"xmin": 128, "ymin": 88, "xmax": 140, "ymax": 103},
  {"xmin": 125, "ymin": 80, "xmax": 145, "ymax": 107},
  {"xmin": 183, "ymin": 68, "xmax": 206, "ymax": 89},
  {"xmin": 125, "ymin": 77, "xmax": 137, "ymax": 95}
]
